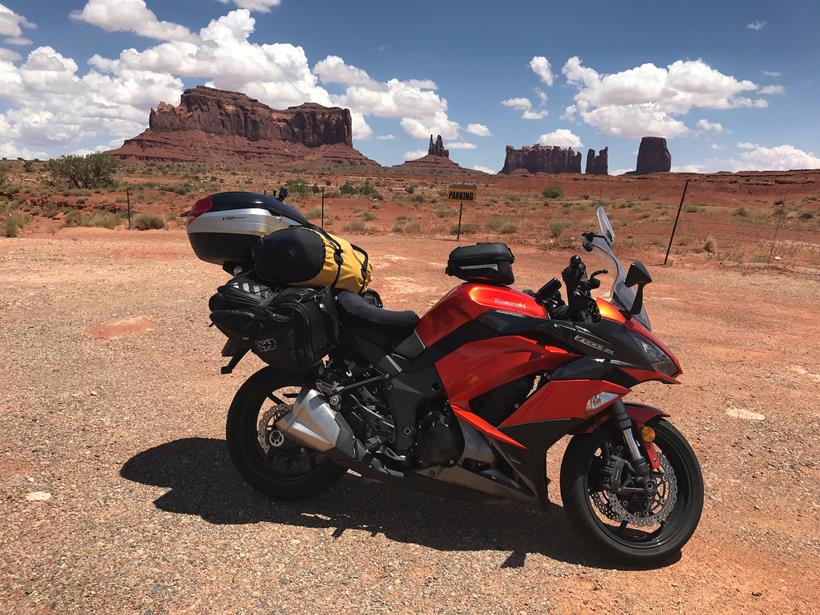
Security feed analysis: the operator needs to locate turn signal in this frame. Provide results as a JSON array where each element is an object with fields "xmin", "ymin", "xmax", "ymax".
[{"xmin": 641, "ymin": 426, "xmax": 656, "ymax": 442}]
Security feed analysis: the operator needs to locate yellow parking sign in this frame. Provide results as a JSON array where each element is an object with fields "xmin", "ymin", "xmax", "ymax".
[
  {"xmin": 447, "ymin": 183, "xmax": 477, "ymax": 240},
  {"xmin": 447, "ymin": 183, "xmax": 477, "ymax": 203}
]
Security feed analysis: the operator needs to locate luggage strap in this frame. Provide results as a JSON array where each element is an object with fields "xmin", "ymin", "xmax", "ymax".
[
  {"xmin": 305, "ymin": 223, "xmax": 346, "ymax": 291},
  {"xmin": 350, "ymin": 243, "xmax": 369, "ymax": 294}
]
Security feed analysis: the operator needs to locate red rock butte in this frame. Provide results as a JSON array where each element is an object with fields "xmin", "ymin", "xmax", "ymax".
[{"xmin": 109, "ymin": 86, "xmax": 377, "ymax": 167}]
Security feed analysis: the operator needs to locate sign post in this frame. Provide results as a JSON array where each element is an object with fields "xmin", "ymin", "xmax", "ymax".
[{"xmin": 447, "ymin": 183, "xmax": 477, "ymax": 241}]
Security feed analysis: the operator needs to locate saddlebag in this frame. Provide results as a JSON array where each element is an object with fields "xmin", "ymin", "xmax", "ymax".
[
  {"xmin": 446, "ymin": 243, "xmax": 515, "ymax": 286},
  {"xmin": 209, "ymin": 273, "xmax": 337, "ymax": 373}
]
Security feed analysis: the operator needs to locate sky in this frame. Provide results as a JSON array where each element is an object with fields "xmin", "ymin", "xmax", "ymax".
[{"xmin": 1, "ymin": 0, "xmax": 819, "ymax": 173}]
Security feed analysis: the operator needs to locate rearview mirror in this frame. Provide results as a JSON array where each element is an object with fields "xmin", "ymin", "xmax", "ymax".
[
  {"xmin": 625, "ymin": 261, "xmax": 652, "ymax": 316},
  {"xmin": 625, "ymin": 261, "xmax": 652, "ymax": 288}
]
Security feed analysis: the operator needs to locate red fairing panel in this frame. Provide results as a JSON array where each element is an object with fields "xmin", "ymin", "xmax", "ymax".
[
  {"xmin": 500, "ymin": 380, "xmax": 630, "ymax": 427},
  {"xmin": 416, "ymin": 283, "xmax": 545, "ymax": 346},
  {"xmin": 436, "ymin": 336, "xmax": 575, "ymax": 410}
]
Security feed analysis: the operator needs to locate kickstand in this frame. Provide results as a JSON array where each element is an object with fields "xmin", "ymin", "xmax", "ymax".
[{"xmin": 221, "ymin": 348, "xmax": 248, "ymax": 374}]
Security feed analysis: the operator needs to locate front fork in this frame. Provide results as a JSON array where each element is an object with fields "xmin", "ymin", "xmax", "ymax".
[{"xmin": 612, "ymin": 399, "xmax": 658, "ymax": 490}]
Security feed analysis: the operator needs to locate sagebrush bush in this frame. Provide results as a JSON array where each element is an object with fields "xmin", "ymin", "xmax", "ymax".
[
  {"xmin": 393, "ymin": 216, "xmax": 421, "ymax": 233},
  {"xmin": 342, "ymin": 220, "xmax": 367, "ymax": 232},
  {"xmin": 542, "ymin": 186, "xmax": 563, "ymax": 200},
  {"xmin": 451, "ymin": 223, "xmax": 477, "ymax": 235},
  {"xmin": 133, "ymin": 212, "xmax": 166, "ymax": 230},
  {"xmin": 549, "ymin": 219, "xmax": 566, "ymax": 238}
]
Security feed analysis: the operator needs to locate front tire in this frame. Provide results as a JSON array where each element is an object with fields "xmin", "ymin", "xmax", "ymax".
[
  {"xmin": 226, "ymin": 367, "xmax": 347, "ymax": 500},
  {"xmin": 560, "ymin": 418, "xmax": 703, "ymax": 564}
]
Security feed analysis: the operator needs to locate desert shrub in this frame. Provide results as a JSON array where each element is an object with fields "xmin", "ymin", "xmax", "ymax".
[
  {"xmin": 677, "ymin": 235, "xmax": 690, "ymax": 246},
  {"xmin": 339, "ymin": 182, "xmax": 357, "ymax": 195},
  {"xmin": 798, "ymin": 211, "xmax": 814, "ymax": 220},
  {"xmin": 305, "ymin": 207, "xmax": 322, "ymax": 219},
  {"xmin": 549, "ymin": 219, "xmax": 566, "ymax": 238},
  {"xmin": 773, "ymin": 198, "xmax": 785, "ymax": 206},
  {"xmin": 47, "ymin": 154, "xmax": 119, "ymax": 189},
  {"xmin": 85, "ymin": 210, "xmax": 121, "ymax": 229},
  {"xmin": 435, "ymin": 206, "xmax": 457, "ymax": 218},
  {"xmin": 358, "ymin": 181, "xmax": 377, "ymax": 196},
  {"xmin": 405, "ymin": 185, "xmax": 415, "ymax": 194},
  {"xmin": 580, "ymin": 194, "xmax": 590, "ymax": 200},
  {"xmin": 133, "ymin": 212, "xmax": 166, "ymax": 230},
  {"xmin": 704, "ymin": 236, "xmax": 717, "ymax": 253},
  {"xmin": 370, "ymin": 202, "xmax": 380, "ymax": 209},
  {"xmin": 23, "ymin": 160, "xmax": 34, "ymax": 173},
  {"xmin": 0, "ymin": 164, "xmax": 8, "ymax": 185},
  {"xmin": 486, "ymin": 218, "xmax": 518, "ymax": 234},
  {"xmin": 393, "ymin": 216, "xmax": 421, "ymax": 233},
  {"xmin": 2, "ymin": 212, "xmax": 27, "ymax": 237},
  {"xmin": 360, "ymin": 211, "xmax": 376, "ymax": 221},
  {"xmin": 286, "ymin": 178, "xmax": 310, "ymax": 198},
  {"xmin": 451, "ymin": 222, "xmax": 477, "ymax": 235},
  {"xmin": 542, "ymin": 186, "xmax": 563, "ymax": 200},
  {"xmin": 410, "ymin": 194, "xmax": 424, "ymax": 203},
  {"xmin": 343, "ymin": 220, "xmax": 367, "ymax": 232},
  {"xmin": 734, "ymin": 207, "xmax": 749, "ymax": 217}
]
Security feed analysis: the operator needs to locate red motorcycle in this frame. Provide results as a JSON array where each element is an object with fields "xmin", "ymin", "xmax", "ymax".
[{"xmin": 191, "ymin": 198, "xmax": 703, "ymax": 564}]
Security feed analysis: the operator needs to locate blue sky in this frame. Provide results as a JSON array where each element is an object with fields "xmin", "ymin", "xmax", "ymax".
[{"xmin": 1, "ymin": 0, "xmax": 818, "ymax": 172}]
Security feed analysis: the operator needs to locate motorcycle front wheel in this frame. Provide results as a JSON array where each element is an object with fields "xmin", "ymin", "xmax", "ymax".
[
  {"xmin": 560, "ymin": 417, "xmax": 703, "ymax": 565},
  {"xmin": 226, "ymin": 367, "xmax": 347, "ymax": 500}
]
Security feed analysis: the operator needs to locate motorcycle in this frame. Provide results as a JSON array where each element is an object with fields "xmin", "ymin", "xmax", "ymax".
[{"xmin": 202, "ymin": 204, "xmax": 703, "ymax": 563}]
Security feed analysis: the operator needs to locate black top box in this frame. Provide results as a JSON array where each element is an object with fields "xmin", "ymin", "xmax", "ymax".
[{"xmin": 446, "ymin": 243, "xmax": 515, "ymax": 286}]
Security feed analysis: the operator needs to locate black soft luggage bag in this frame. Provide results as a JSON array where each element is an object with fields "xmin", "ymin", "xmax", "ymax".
[
  {"xmin": 446, "ymin": 243, "xmax": 515, "ymax": 285},
  {"xmin": 209, "ymin": 274, "xmax": 337, "ymax": 373}
]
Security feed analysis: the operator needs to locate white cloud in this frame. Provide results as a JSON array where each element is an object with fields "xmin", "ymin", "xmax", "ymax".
[
  {"xmin": 313, "ymin": 55, "xmax": 380, "ymax": 88},
  {"xmin": 759, "ymin": 84, "xmax": 784, "ymax": 95},
  {"xmin": 71, "ymin": 0, "xmax": 195, "ymax": 42},
  {"xmin": 349, "ymin": 111, "xmax": 372, "ymax": 140},
  {"xmin": 502, "ymin": 96, "xmax": 547, "ymax": 120},
  {"xmin": 710, "ymin": 142, "xmax": 726, "ymax": 150},
  {"xmin": 472, "ymin": 165, "xmax": 495, "ymax": 174},
  {"xmin": 746, "ymin": 20, "xmax": 766, "ymax": 31},
  {"xmin": 466, "ymin": 122, "xmax": 491, "ymax": 137},
  {"xmin": 404, "ymin": 149, "xmax": 427, "ymax": 160},
  {"xmin": 448, "ymin": 142, "xmax": 476, "ymax": 150},
  {"xmin": 501, "ymin": 97, "xmax": 532, "ymax": 111},
  {"xmin": 0, "ymin": 46, "xmax": 19, "ymax": 61},
  {"xmin": 406, "ymin": 78, "xmax": 437, "ymax": 90},
  {"xmin": 217, "ymin": 0, "xmax": 283, "ymax": 12},
  {"xmin": 671, "ymin": 163, "xmax": 706, "ymax": 173},
  {"xmin": 696, "ymin": 118, "xmax": 723, "ymax": 133},
  {"xmin": 529, "ymin": 56, "xmax": 554, "ymax": 86},
  {"xmin": 762, "ymin": 70, "xmax": 781, "ymax": 77},
  {"xmin": 375, "ymin": 134, "xmax": 395, "ymax": 140},
  {"xmin": 734, "ymin": 142, "xmax": 820, "ymax": 170},
  {"xmin": 536, "ymin": 88, "xmax": 548, "ymax": 104},
  {"xmin": 537, "ymin": 128, "xmax": 582, "ymax": 149},
  {"xmin": 562, "ymin": 56, "xmax": 771, "ymax": 139},
  {"xmin": 0, "ymin": 45, "xmax": 183, "ymax": 155},
  {"xmin": 0, "ymin": 3, "xmax": 35, "ymax": 46}
]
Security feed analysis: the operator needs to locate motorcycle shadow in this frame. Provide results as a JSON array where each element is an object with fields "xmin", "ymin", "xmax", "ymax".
[{"xmin": 120, "ymin": 437, "xmax": 679, "ymax": 571}]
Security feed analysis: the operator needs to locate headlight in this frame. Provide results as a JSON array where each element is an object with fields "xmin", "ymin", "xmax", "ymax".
[{"xmin": 632, "ymin": 333, "xmax": 677, "ymax": 376}]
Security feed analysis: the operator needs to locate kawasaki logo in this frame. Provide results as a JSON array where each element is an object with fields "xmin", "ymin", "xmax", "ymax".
[{"xmin": 494, "ymin": 298, "xmax": 526, "ymax": 309}]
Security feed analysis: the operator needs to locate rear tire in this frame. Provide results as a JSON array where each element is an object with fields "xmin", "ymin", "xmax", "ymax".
[
  {"xmin": 226, "ymin": 367, "xmax": 347, "ymax": 500},
  {"xmin": 560, "ymin": 418, "xmax": 703, "ymax": 564}
]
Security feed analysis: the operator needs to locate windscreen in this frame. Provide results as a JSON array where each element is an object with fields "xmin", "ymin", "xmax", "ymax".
[{"xmin": 588, "ymin": 208, "xmax": 651, "ymax": 329}]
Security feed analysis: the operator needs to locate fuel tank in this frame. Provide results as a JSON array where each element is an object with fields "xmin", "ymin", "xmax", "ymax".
[{"xmin": 416, "ymin": 283, "xmax": 545, "ymax": 347}]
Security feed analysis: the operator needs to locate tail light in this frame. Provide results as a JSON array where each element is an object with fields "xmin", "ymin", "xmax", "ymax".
[{"xmin": 188, "ymin": 196, "xmax": 213, "ymax": 224}]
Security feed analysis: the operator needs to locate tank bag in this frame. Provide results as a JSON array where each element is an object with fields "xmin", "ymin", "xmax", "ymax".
[{"xmin": 252, "ymin": 224, "xmax": 372, "ymax": 294}]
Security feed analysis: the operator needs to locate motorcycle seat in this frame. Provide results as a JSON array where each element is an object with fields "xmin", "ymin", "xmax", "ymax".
[{"xmin": 336, "ymin": 291, "xmax": 419, "ymax": 331}]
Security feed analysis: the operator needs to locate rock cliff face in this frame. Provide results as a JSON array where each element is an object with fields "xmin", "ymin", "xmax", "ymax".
[
  {"xmin": 500, "ymin": 145, "xmax": 582, "ymax": 174},
  {"xmin": 635, "ymin": 137, "xmax": 671, "ymax": 174},
  {"xmin": 428, "ymin": 134, "xmax": 449, "ymax": 158},
  {"xmin": 586, "ymin": 147, "xmax": 608, "ymax": 175},
  {"xmin": 110, "ymin": 86, "xmax": 376, "ymax": 166}
]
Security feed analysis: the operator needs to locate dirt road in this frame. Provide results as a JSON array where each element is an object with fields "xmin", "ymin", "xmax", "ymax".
[{"xmin": 1, "ymin": 229, "xmax": 818, "ymax": 613}]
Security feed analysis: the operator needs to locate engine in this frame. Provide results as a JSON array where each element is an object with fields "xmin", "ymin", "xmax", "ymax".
[{"xmin": 414, "ymin": 403, "xmax": 464, "ymax": 467}]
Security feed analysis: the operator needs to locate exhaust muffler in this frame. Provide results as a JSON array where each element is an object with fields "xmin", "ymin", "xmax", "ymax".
[{"xmin": 275, "ymin": 388, "xmax": 358, "ymax": 460}]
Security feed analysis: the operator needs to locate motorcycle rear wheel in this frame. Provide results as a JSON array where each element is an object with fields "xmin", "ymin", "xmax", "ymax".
[
  {"xmin": 226, "ymin": 367, "xmax": 347, "ymax": 500},
  {"xmin": 560, "ymin": 418, "xmax": 703, "ymax": 564}
]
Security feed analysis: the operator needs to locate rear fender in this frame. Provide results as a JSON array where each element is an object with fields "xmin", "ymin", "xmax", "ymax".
[{"xmin": 576, "ymin": 401, "xmax": 668, "ymax": 433}]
